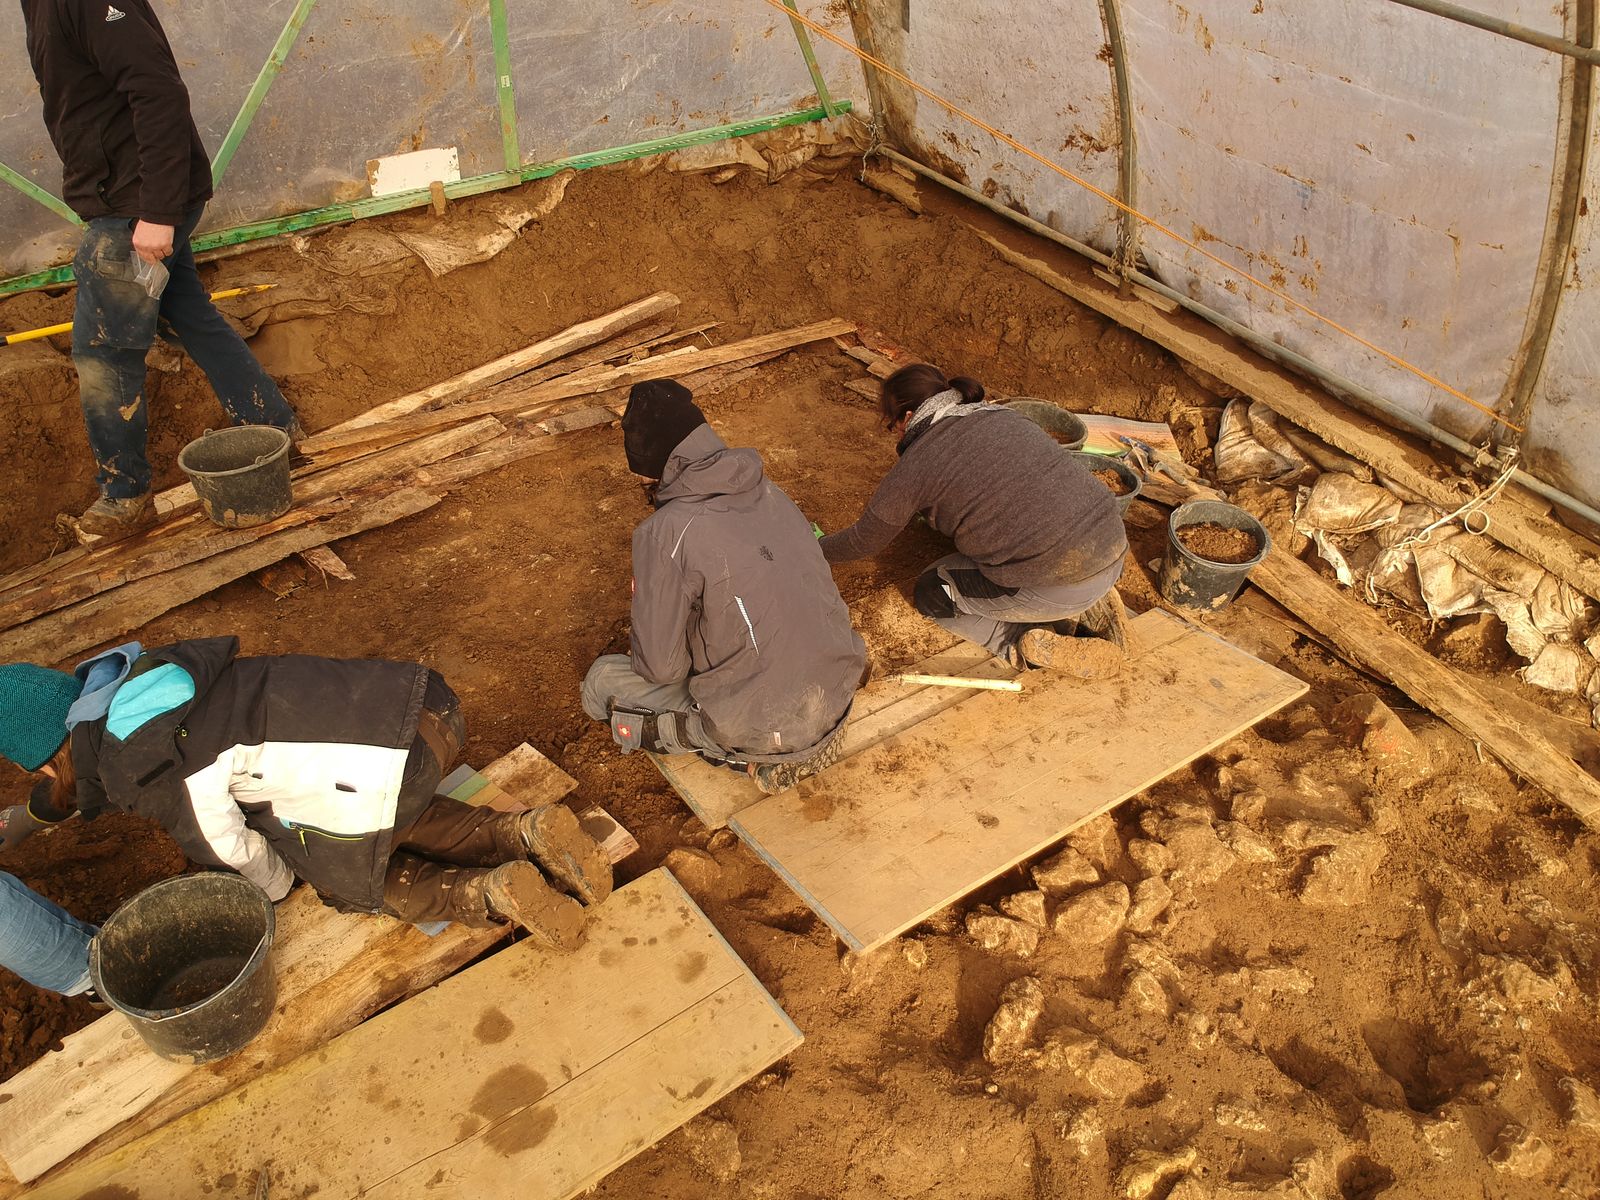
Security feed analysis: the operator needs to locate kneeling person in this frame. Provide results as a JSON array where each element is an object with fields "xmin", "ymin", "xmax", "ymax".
[
  {"xmin": 0, "ymin": 647, "xmax": 611, "ymax": 950},
  {"xmin": 582, "ymin": 380, "xmax": 866, "ymax": 794}
]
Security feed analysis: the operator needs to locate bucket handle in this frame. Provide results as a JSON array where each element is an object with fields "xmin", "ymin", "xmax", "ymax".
[
  {"xmin": 91, "ymin": 929, "xmax": 271, "ymax": 1023},
  {"xmin": 198, "ymin": 426, "xmax": 289, "ymax": 468}
]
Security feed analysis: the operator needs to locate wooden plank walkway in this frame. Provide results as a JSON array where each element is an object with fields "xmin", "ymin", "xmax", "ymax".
[
  {"xmin": 28, "ymin": 869, "xmax": 802, "ymax": 1200},
  {"xmin": 727, "ymin": 610, "xmax": 1306, "ymax": 951}
]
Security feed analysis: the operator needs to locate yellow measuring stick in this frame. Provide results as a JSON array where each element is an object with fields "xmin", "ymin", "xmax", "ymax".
[{"xmin": 1, "ymin": 283, "xmax": 277, "ymax": 346}]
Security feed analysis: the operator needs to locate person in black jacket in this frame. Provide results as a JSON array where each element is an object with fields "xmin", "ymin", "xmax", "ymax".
[
  {"xmin": 0, "ymin": 645, "xmax": 612, "ymax": 950},
  {"xmin": 22, "ymin": 0, "xmax": 302, "ymax": 539}
]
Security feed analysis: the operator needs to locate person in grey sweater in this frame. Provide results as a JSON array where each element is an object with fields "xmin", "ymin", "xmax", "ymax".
[
  {"xmin": 821, "ymin": 364, "xmax": 1131, "ymax": 676},
  {"xmin": 582, "ymin": 379, "xmax": 867, "ymax": 794}
]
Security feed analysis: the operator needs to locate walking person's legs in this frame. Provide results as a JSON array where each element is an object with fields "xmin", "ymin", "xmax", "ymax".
[
  {"xmin": 158, "ymin": 207, "xmax": 299, "ymax": 433},
  {"xmin": 0, "ymin": 872, "xmax": 96, "ymax": 996}
]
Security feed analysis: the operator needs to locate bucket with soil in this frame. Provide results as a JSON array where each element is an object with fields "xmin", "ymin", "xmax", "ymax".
[
  {"xmin": 1159, "ymin": 500, "xmax": 1270, "ymax": 611},
  {"xmin": 88, "ymin": 873, "xmax": 277, "ymax": 1064},
  {"xmin": 177, "ymin": 425, "xmax": 293, "ymax": 529},
  {"xmin": 1003, "ymin": 399, "xmax": 1088, "ymax": 450},
  {"xmin": 1066, "ymin": 450, "xmax": 1142, "ymax": 515}
]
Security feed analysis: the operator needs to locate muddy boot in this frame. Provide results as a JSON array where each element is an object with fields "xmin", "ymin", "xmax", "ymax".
[
  {"xmin": 752, "ymin": 730, "xmax": 845, "ymax": 796},
  {"xmin": 455, "ymin": 862, "xmax": 586, "ymax": 951},
  {"xmin": 512, "ymin": 806, "xmax": 613, "ymax": 905},
  {"xmin": 76, "ymin": 493, "xmax": 156, "ymax": 539},
  {"xmin": 1015, "ymin": 627, "xmax": 1126, "ymax": 679},
  {"xmin": 1076, "ymin": 589, "xmax": 1130, "ymax": 652}
]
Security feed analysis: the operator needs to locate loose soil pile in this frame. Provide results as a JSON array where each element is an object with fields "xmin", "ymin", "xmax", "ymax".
[
  {"xmin": 1179, "ymin": 521, "xmax": 1263, "ymax": 565},
  {"xmin": 1092, "ymin": 465, "xmax": 1134, "ymax": 496},
  {"xmin": 0, "ymin": 167, "xmax": 1595, "ymax": 1200}
]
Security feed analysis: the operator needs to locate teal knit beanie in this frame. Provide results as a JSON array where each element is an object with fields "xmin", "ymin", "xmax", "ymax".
[{"xmin": 0, "ymin": 664, "xmax": 79, "ymax": 771}]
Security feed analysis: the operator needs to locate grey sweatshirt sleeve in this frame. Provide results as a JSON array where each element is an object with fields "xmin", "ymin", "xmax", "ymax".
[
  {"xmin": 628, "ymin": 524, "xmax": 695, "ymax": 686},
  {"xmin": 820, "ymin": 458, "xmax": 924, "ymax": 564}
]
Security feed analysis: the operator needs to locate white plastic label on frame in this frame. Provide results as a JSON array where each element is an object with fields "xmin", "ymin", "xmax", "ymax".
[{"xmin": 365, "ymin": 147, "xmax": 462, "ymax": 198}]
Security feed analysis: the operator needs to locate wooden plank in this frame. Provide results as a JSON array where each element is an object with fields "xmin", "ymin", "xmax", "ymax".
[
  {"xmin": 0, "ymin": 488, "xmax": 442, "ymax": 666},
  {"xmin": 977, "ymin": 229, "xmax": 1600, "ymax": 602},
  {"xmin": 327, "ymin": 292, "xmax": 679, "ymax": 434},
  {"xmin": 300, "ymin": 318, "xmax": 857, "ymax": 455},
  {"xmin": 1250, "ymin": 550, "xmax": 1600, "ymax": 824},
  {"xmin": 652, "ymin": 642, "xmax": 1005, "ymax": 829},
  {"xmin": 728, "ymin": 611, "xmax": 1305, "ymax": 952},
  {"xmin": 0, "ymin": 746, "xmax": 546, "ymax": 1188},
  {"xmin": 28, "ymin": 870, "xmax": 802, "ymax": 1200}
]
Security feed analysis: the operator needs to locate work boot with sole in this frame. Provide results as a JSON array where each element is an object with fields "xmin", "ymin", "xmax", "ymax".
[
  {"xmin": 751, "ymin": 730, "xmax": 845, "ymax": 796},
  {"xmin": 76, "ymin": 493, "xmax": 157, "ymax": 540},
  {"xmin": 458, "ymin": 862, "xmax": 586, "ymax": 951},
  {"xmin": 513, "ymin": 805, "xmax": 613, "ymax": 906},
  {"xmin": 1015, "ymin": 626, "xmax": 1126, "ymax": 680},
  {"xmin": 1075, "ymin": 589, "xmax": 1130, "ymax": 652}
]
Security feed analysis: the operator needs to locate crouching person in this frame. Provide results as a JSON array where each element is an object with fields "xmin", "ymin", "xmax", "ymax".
[
  {"xmin": 0, "ymin": 648, "xmax": 610, "ymax": 951},
  {"xmin": 582, "ymin": 379, "xmax": 866, "ymax": 794}
]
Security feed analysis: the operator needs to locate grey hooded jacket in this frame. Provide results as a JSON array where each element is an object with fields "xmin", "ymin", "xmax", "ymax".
[{"xmin": 630, "ymin": 424, "xmax": 866, "ymax": 761}]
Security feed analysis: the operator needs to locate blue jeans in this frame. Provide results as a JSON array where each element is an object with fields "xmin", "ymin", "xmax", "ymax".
[
  {"xmin": 72, "ymin": 205, "xmax": 297, "ymax": 499},
  {"xmin": 0, "ymin": 872, "xmax": 95, "ymax": 995}
]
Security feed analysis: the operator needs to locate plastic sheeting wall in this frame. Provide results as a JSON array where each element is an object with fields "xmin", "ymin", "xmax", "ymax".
[
  {"xmin": 858, "ymin": 1, "xmax": 1594, "ymax": 506},
  {"xmin": 0, "ymin": 0, "xmax": 866, "ymax": 277}
]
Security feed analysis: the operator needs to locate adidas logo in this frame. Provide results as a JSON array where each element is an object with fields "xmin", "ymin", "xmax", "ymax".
[{"xmin": 105, "ymin": 5, "xmax": 125, "ymax": 20}]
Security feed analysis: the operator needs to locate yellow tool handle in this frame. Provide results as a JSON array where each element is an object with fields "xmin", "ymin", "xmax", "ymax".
[
  {"xmin": 890, "ymin": 673, "xmax": 1023, "ymax": 692},
  {"xmin": 1, "ymin": 283, "xmax": 277, "ymax": 346}
]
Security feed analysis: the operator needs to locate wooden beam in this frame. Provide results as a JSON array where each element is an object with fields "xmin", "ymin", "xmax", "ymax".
[
  {"xmin": 0, "ymin": 749, "xmax": 549, "ymax": 1189},
  {"xmin": 26, "ymin": 871, "xmax": 801, "ymax": 1200},
  {"xmin": 300, "ymin": 318, "xmax": 857, "ymax": 455},
  {"xmin": 1250, "ymin": 549, "xmax": 1600, "ymax": 823},
  {"xmin": 326, "ymin": 292, "xmax": 680, "ymax": 434},
  {"xmin": 976, "ymin": 230, "xmax": 1600, "ymax": 602}
]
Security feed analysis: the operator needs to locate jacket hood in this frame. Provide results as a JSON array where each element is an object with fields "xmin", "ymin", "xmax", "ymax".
[{"xmin": 653, "ymin": 424, "xmax": 765, "ymax": 505}]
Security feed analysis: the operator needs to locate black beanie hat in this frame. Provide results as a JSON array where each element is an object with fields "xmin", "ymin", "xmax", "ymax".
[{"xmin": 622, "ymin": 378, "xmax": 706, "ymax": 479}]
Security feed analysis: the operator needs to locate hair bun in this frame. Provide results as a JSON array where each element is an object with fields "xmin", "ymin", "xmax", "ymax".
[{"xmin": 950, "ymin": 376, "xmax": 986, "ymax": 405}]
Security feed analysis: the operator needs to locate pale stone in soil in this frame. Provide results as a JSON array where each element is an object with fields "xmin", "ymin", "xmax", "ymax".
[
  {"xmin": 967, "ymin": 908, "xmax": 1041, "ymax": 958},
  {"xmin": 1297, "ymin": 836, "xmax": 1386, "ymax": 907},
  {"xmin": 1122, "ymin": 967, "xmax": 1170, "ymax": 1016},
  {"xmin": 1560, "ymin": 1076, "xmax": 1600, "ymax": 1131},
  {"xmin": 1052, "ymin": 881, "xmax": 1130, "ymax": 943},
  {"xmin": 1035, "ymin": 1035, "xmax": 1149, "ymax": 1100},
  {"xmin": 1067, "ymin": 813, "xmax": 1123, "ymax": 871},
  {"xmin": 983, "ymin": 976, "xmax": 1045, "ymax": 1065},
  {"xmin": 1127, "ymin": 838, "xmax": 1171, "ymax": 877},
  {"xmin": 662, "ymin": 846, "xmax": 722, "ymax": 894},
  {"xmin": 999, "ymin": 889, "xmax": 1048, "ymax": 928},
  {"xmin": 1116, "ymin": 1146, "xmax": 1198, "ymax": 1200},
  {"xmin": 1032, "ymin": 846, "xmax": 1100, "ymax": 895},
  {"xmin": 679, "ymin": 1114, "xmax": 742, "ymax": 1183},
  {"xmin": 1490, "ymin": 1123, "xmax": 1553, "ymax": 1177},
  {"xmin": 1216, "ymin": 821, "xmax": 1276, "ymax": 863},
  {"xmin": 1126, "ymin": 877, "xmax": 1173, "ymax": 934},
  {"xmin": 1157, "ymin": 818, "xmax": 1239, "ymax": 886}
]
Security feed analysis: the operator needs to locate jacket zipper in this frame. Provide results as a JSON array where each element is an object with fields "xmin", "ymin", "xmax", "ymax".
[{"xmin": 284, "ymin": 820, "xmax": 364, "ymax": 846}]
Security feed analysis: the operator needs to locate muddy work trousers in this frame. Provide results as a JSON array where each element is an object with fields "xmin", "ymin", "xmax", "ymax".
[
  {"xmin": 580, "ymin": 654, "xmax": 737, "ymax": 762},
  {"xmin": 916, "ymin": 553, "xmax": 1124, "ymax": 658},
  {"xmin": 72, "ymin": 205, "xmax": 297, "ymax": 499}
]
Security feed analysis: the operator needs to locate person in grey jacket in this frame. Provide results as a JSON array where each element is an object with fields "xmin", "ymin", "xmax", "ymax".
[
  {"xmin": 582, "ymin": 379, "xmax": 866, "ymax": 794},
  {"xmin": 821, "ymin": 363, "xmax": 1130, "ymax": 677}
]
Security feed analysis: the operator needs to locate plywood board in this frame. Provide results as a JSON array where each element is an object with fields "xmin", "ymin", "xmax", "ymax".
[
  {"xmin": 29, "ymin": 869, "xmax": 802, "ymax": 1200},
  {"xmin": 729, "ymin": 610, "xmax": 1307, "ymax": 952},
  {"xmin": 651, "ymin": 642, "xmax": 1006, "ymax": 829}
]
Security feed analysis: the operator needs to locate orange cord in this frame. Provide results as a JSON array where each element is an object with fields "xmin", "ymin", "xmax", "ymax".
[{"xmin": 767, "ymin": 0, "xmax": 1522, "ymax": 434}]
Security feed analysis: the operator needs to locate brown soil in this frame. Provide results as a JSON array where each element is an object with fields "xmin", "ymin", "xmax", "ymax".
[
  {"xmin": 1179, "ymin": 520, "xmax": 1262, "ymax": 564},
  {"xmin": 1092, "ymin": 465, "xmax": 1134, "ymax": 496},
  {"xmin": 0, "ymin": 168, "xmax": 1594, "ymax": 1200}
]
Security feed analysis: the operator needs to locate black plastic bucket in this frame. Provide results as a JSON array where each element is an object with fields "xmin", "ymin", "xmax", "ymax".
[
  {"xmin": 89, "ymin": 873, "xmax": 277, "ymax": 1064},
  {"xmin": 1067, "ymin": 450, "xmax": 1143, "ymax": 515},
  {"xmin": 1003, "ymin": 399, "xmax": 1088, "ymax": 450},
  {"xmin": 1159, "ymin": 500, "xmax": 1271, "ymax": 611},
  {"xmin": 178, "ymin": 425, "xmax": 293, "ymax": 529}
]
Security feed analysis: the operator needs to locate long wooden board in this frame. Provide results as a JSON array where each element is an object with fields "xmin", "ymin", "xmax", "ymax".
[
  {"xmin": 28, "ymin": 869, "xmax": 802, "ymax": 1200},
  {"xmin": 728, "ymin": 611, "xmax": 1306, "ymax": 952},
  {"xmin": 1250, "ymin": 550, "xmax": 1600, "ymax": 824},
  {"xmin": 0, "ymin": 747, "xmax": 556, "ymax": 1187},
  {"xmin": 977, "ymin": 229, "xmax": 1600, "ymax": 602},
  {"xmin": 652, "ymin": 642, "xmax": 1006, "ymax": 829}
]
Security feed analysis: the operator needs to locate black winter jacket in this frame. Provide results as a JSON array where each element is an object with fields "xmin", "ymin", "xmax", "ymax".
[
  {"xmin": 71, "ymin": 639, "xmax": 431, "ymax": 912},
  {"xmin": 22, "ymin": 0, "xmax": 213, "ymax": 225}
]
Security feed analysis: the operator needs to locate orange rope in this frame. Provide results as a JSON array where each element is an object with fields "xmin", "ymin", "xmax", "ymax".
[{"xmin": 768, "ymin": 0, "xmax": 1522, "ymax": 434}]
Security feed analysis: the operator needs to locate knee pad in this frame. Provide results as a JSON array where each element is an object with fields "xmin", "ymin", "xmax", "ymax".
[
  {"xmin": 608, "ymin": 705, "xmax": 697, "ymax": 756},
  {"xmin": 913, "ymin": 568, "xmax": 958, "ymax": 619}
]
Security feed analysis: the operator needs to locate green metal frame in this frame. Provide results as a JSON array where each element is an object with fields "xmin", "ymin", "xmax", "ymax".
[
  {"xmin": 0, "ymin": 161, "xmax": 82, "ymax": 227},
  {"xmin": 1, "ymin": 103, "xmax": 850, "ymax": 296},
  {"xmin": 487, "ymin": 0, "xmax": 522, "ymax": 172},
  {"xmin": 780, "ymin": 0, "xmax": 838, "ymax": 117},
  {"xmin": 211, "ymin": 0, "xmax": 320, "ymax": 185},
  {"xmin": 2, "ymin": 0, "xmax": 846, "ymax": 296}
]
